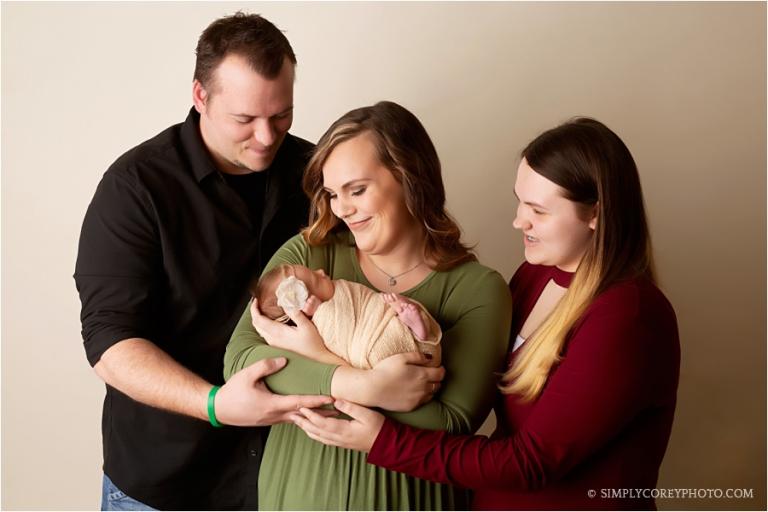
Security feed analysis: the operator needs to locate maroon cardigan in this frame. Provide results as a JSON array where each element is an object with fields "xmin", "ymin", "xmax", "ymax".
[{"xmin": 368, "ymin": 263, "xmax": 680, "ymax": 510}]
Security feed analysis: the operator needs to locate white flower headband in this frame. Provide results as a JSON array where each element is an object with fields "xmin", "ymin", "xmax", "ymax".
[{"xmin": 274, "ymin": 275, "xmax": 309, "ymax": 323}]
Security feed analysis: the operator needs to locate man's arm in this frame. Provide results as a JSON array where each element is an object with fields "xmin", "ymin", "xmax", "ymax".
[
  {"xmin": 78, "ymin": 170, "xmax": 330, "ymax": 426},
  {"xmin": 95, "ymin": 337, "xmax": 332, "ymax": 426},
  {"xmin": 95, "ymin": 338, "xmax": 210, "ymax": 420}
]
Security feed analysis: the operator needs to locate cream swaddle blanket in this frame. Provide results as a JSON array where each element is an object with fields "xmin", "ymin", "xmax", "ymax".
[{"xmin": 311, "ymin": 280, "xmax": 442, "ymax": 369}]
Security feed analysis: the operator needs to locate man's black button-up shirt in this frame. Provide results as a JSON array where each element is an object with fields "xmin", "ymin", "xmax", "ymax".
[{"xmin": 74, "ymin": 108, "xmax": 312, "ymax": 509}]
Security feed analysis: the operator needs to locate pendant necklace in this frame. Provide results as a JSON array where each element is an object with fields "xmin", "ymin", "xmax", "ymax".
[{"xmin": 367, "ymin": 256, "xmax": 424, "ymax": 287}]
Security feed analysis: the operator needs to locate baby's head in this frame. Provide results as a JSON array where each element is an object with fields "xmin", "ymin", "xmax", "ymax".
[{"xmin": 253, "ymin": 264, "xmax": 335, "ymax": 321}]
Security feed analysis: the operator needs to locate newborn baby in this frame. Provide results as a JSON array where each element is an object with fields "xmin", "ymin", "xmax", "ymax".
[{"xmin": 252, "ymin": 264, "xmax": 442, "ymax": 369}]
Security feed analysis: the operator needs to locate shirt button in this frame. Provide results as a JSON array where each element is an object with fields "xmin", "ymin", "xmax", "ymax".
[{"xmin": 249, "ymin": 449, "xmax": 259, "ymax": 457}]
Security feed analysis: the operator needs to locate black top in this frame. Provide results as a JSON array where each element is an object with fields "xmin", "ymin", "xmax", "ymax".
[
  {"xmin": 74, "ymin": 108, "xmax": 313, "ymax": 509},
  {"xmin": 222, "ymin": 171, "xmax": 269, "ymax": 235}
]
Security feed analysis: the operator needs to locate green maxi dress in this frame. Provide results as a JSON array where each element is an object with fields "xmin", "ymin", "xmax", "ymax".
[{"xmin": 224, "ymin": 232, "xmax": 512, "ymax": 510}]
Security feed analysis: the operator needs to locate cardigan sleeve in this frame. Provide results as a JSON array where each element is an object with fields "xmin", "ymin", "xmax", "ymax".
[{"xmin": 368, "ymin": 283, "xmax": 679, "ymax": 490}]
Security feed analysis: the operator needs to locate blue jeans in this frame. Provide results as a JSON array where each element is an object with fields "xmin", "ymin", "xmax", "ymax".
[{"xmin": 101, "ymin": 474, "xmax": 157, "ymax": 511}]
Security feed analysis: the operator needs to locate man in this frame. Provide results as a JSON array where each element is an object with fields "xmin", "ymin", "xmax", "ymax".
[{"xmin": 74, "ymin": 13, "xmax": 329, "ymax": 510}]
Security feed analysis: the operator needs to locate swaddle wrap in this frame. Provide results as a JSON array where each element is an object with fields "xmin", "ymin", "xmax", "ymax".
[{"xmin": 312, "ymin": 279, "xmax": 442, "ymax": 369}]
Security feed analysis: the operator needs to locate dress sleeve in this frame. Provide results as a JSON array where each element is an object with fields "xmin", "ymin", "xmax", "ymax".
[
  {"xmin": 385, "ymin": 270, "xmax": 512, "ymax": 434},
  {"xmin": 223, "ymin": 235, "xmax": 339, "ymax": 395},
  {"xmin": 368, "ymin": 289, "xmax": 677, "ymax": 490},
  {"xmin": 74, "ymin": 170, "xmax": 160, "ymax": 366}
]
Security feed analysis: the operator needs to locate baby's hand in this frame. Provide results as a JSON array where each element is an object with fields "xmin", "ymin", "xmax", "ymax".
[{"xmin": 301, "ymin": 295, "xmax": 322, "ymax": 317}]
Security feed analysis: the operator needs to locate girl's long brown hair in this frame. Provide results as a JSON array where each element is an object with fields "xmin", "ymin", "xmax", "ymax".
[{"xmin": 501, "ymin": 117, "xmax": 656, "ymax": 401}]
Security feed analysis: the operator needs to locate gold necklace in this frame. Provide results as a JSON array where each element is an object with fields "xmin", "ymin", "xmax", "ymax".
[{"xmin": 367, "ymin": 256, "xmax": 424, "ymax": 287}]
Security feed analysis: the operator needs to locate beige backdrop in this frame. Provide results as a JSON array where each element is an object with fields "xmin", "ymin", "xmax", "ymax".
[{"xmin": 2, "ymin": 2, "xmax": 765, "ymax": 510}]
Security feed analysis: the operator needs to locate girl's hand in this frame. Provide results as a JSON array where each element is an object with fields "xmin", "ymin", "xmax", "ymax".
[{"xmin": 292, "ymin": 399, "xmax": 385, "ymax": 453}]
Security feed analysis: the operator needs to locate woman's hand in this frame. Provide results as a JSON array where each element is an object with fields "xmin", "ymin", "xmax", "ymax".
[
  {"xmin": 330, "ymin": 352, "xmax": 445, "ymax": 412},
  {"xmin": 250, "ymin": 299, "xmax": 346, "ymax": 365},
  {"xmin": 370, "ymin": 352, "xmax": 445, "ymax": 411},
  {"xmin": 291, "ymin": 399, "xmax": 385, "ymax": 453}
]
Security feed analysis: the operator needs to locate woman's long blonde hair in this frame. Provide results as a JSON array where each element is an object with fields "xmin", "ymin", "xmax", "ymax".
[
  {"xmin": 301, "ymin": 101, "xmax": 476, "ymax": 271},
  {"xmin": 500, "ymin": 118, "xmax": 656, "ymax": 401}
]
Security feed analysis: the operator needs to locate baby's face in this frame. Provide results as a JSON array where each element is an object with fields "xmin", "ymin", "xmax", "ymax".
[{"xmin": 292, "ymin": 266, "xmax": 335, "ymax": 302}]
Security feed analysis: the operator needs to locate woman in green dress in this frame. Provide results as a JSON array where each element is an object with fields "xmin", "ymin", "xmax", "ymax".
[{"xmin": 224, "ymin": 101, "xmax": 512, "ymax": 510}]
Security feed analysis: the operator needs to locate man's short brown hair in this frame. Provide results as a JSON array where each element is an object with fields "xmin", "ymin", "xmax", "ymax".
[{"xmin": 194, "ymin": 12, "xmax": 296, "ymax": 92}]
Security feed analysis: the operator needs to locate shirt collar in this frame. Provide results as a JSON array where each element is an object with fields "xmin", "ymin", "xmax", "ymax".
[
  {"xmin": 180, "ymin": 107, "xmax": 295, "ymax": 185},
  {"xmin": 180, "ymin": 107, "xmax": 220, "ymax": 183},
  {"xmin": 551, "ymin": 266, "xmax": 575, "ymax": 287}
]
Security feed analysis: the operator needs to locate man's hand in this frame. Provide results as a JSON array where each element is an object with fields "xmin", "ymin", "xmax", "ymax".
[{"xmin": 215, "ymin": 357, "xmax": 333, "ymax": 426}]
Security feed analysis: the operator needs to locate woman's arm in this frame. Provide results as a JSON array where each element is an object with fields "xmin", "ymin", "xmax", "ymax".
[
  {"xmin": 224, "ymin": 235, "xmax": 338, "ymax": 394},
  {"xmin": 248, "ymin": 299, "xmax": 349, "ymax": 366},
  {"xmin": 224, "ymin": 235, "xmax": 443, "ymax": 409},
  {"xmin": 295, "ymin": 286, "xmax": 679, "ymax": 490},
  {"xmin": 380, "ymin": 270, "xmax": 513, "ymax": 433}
]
